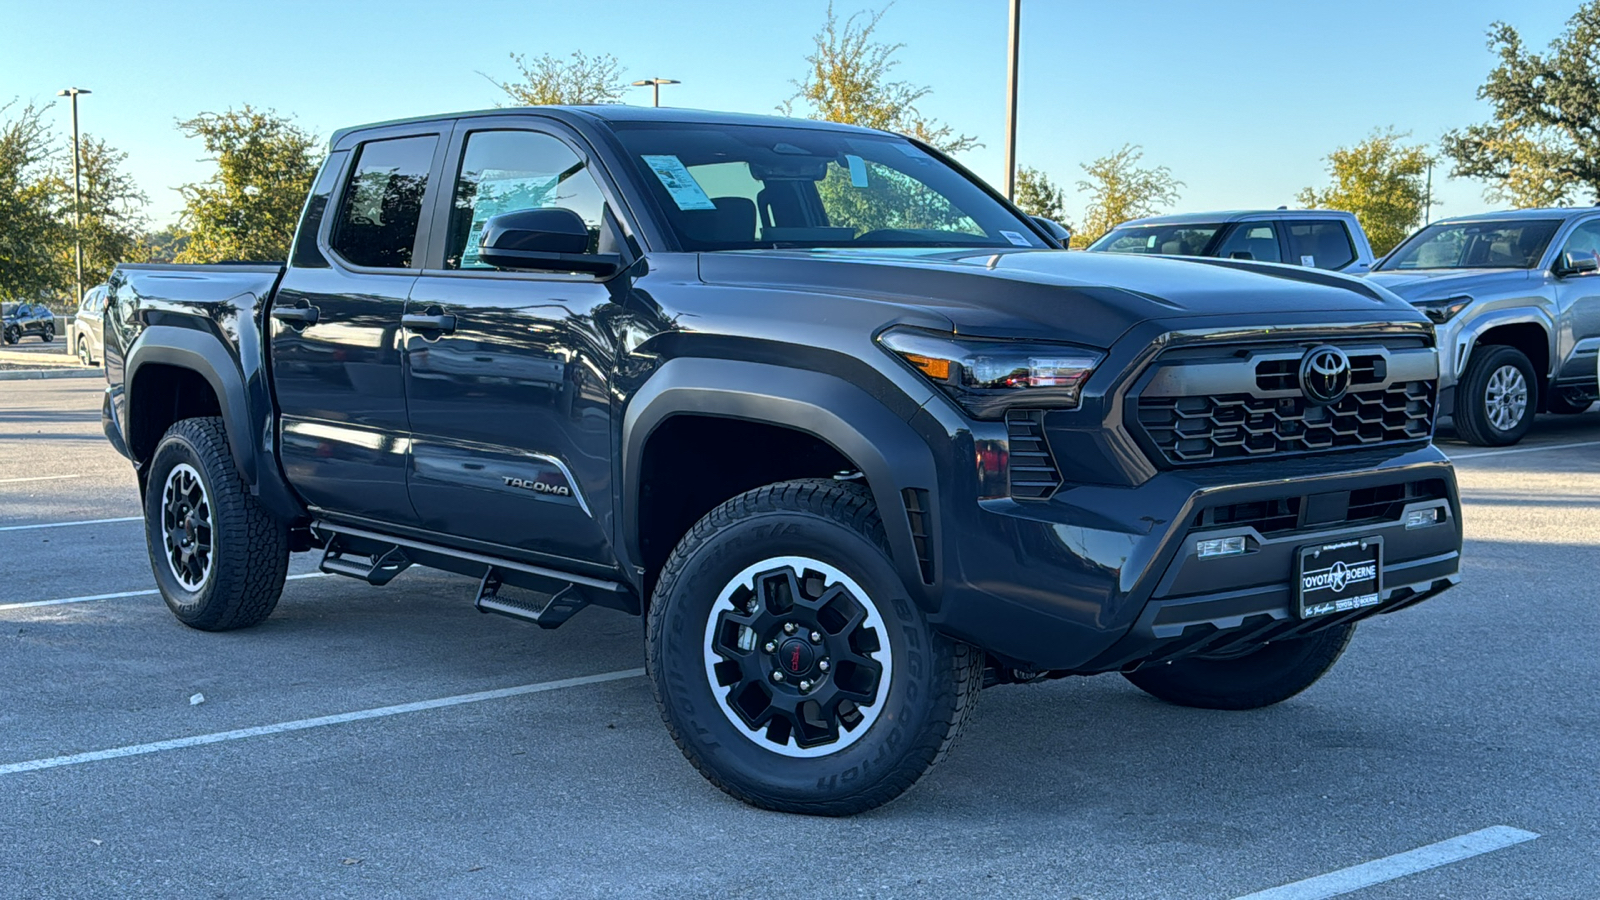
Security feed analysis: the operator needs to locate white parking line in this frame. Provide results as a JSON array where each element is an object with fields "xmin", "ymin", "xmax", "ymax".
[
  {"xmin": 0, "ymin": 572, "xmax": 328, "ymax": 612},
  {"xmin": 1451, "ymin": 439, "xmax": 1600, "ymax": 460},
  {"xmin": 0, "ymin": 516, "xmax": 142, "ymax": 532},
  {"xmin": 0, "ymin": 668, "xmax": 645, "ymax": 777},
  {"xmin": 0, "ymin": 474, "xmax": 84, "ymax": 485},
  {"xmin": 1231, "ymin": 825, "xmax": 1540, "ymax": 900}
]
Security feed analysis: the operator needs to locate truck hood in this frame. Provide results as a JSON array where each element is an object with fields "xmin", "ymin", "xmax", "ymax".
[
  {"xmin": 697, "ymin": 248, "xmax": 1419, "ymax": 347},
  {"xmin": 1365, "ymin": 268, "xmax": 1536, "ymax": 301}
]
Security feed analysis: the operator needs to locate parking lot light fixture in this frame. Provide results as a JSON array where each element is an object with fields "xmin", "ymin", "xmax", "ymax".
[
  {"xmin": 631, "ymin": 78, "xmax": 680, "ymax": 108},
  {"xmin": 56, "ymin": 87, "xmax": 92, "ymax": 308}
]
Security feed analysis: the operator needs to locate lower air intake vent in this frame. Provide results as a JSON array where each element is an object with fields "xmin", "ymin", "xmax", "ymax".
[{"xmin": 1006, "ymin": 410, "xmax": 1061, "ymax": 500}]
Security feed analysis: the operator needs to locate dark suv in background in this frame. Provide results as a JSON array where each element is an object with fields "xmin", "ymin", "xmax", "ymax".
[{"xmin": 2, "ymin": 301, "xmax": 56, "ymax": 344}]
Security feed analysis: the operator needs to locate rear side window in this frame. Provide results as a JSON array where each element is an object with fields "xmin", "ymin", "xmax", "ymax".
[
  {"xmin": 1213, "ymin": 223, "xmax": 1282, "ymax": 262},
  {"xmin": 1286, "ymin": 221, "xmax": 1355, "ymax": 269},
  {"xmin": 331, "ymin": 135, "xmax": 437, "ymax": 269}
]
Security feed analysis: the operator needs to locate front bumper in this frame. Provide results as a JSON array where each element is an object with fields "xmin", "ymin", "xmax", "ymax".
[{"xmin": 928, "ymin": 443, "xmax": 1461, "ymax": 671}]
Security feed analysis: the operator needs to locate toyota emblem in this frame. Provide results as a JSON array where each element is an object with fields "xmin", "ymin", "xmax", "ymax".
[{"xmin": 1298, "ymin": 345, "xmax": 1351, "ymax": 406}]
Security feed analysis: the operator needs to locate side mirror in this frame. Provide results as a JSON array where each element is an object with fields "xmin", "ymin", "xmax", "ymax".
[
  {"xmin": 1557, "ymin": 251, "xmax": 1600, "ymax": 277},
  {"xmin": 1031, "ymin": 216, "xmax": 1072, "ymax": 247},
  {"xmin": 477, "ymin": 208, "xmax": 620, "ymax": 276}
]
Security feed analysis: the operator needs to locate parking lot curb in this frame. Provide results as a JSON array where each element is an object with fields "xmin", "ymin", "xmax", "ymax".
[{"xmin": 0, "ymin": 367, "xmax": 104, "ymax": 382}]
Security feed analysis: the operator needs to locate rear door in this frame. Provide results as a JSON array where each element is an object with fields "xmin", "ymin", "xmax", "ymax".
[
  {"xmin": 401, "ymin": 116, "xmax": 628, "ymax": 569},
  {"xmin": 268, "ymin": 124, "xmax": 449, "ymax": 524}
]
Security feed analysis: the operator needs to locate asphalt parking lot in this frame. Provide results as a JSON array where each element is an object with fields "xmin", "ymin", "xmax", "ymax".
[{"xmin": 1, "ymin": 377, "xmax": 1596, "ymax": 899}]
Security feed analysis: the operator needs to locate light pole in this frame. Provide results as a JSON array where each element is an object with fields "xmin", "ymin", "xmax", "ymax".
[
  {"xmin": 57, "ymin": 87, "xmax": 91, "ymax": 306},
  {"xmin": 631, "ymin": 78, "xmax": 680, "ymax": 108},
  {"xmin": 1003, "ymin": 0, "xmax": 1020, "ymax": 200}
]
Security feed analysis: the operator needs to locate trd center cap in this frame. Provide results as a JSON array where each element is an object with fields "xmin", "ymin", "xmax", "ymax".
[{"xmin": 778, "ymin": 638, "xmax": 816, "ymax": 676}]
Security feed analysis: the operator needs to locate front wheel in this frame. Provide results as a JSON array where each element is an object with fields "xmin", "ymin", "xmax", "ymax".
[
  {"xmin": 647, "ymin": 479, "xmax": 982, "ymax": 816},
  {"xmin": 2, "ymin": 326, "xmax": 17, "ymax": 345},
  {"xmin": 1453, "ymin": 345, "xmax": 1538, "ymax": 446},
  {"xmin": 144, "ymin": 417, "xmax": 289, "ymax": 631},
  {"xmin": 1123, "ymin": 623, "xmax": 1355, "ymax": 710}
]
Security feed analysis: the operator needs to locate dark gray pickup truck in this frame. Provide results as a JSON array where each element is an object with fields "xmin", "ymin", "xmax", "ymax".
[{"xmin": 102, "ymin": 106, "xmax": 1462, "ymax": 815}]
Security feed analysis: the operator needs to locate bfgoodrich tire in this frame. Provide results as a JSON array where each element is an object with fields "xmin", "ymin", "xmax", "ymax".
[
  {"xmin": 144, "ymin": 417, "xmax": 289, "ymax": 631},
  {"xmin": 1122, "ymin": 623, "xmax": 1355, "ymax": 710},
  {"xmin": 1454, "ymin": 345, "xmax": 1538, "ymax": 446},
  {"xmin": 646, "ymin": 479, "xmax": 983, "ymax": 816}
]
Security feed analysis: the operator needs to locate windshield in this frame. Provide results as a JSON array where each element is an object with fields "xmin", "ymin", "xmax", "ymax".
[
  {"xmin": 1378, "ymin": 219, "xmax": 1561, "ymax": 271},
  {"xmin": 610, "ymin": 122, "xmax": 1047, "ymax": 251},
  {"xmin": 1086, "ymin": 223, "xmax": 1224, "ymax": 256}
]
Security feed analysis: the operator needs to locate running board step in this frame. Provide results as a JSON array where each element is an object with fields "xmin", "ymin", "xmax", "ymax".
[
  {"xmin": 318, "ymin": 537, "xmax": 412, "ymax": 586},
  {"xmin": 474, "ymin": 567, "xmax": 588, "ymax": 629}
]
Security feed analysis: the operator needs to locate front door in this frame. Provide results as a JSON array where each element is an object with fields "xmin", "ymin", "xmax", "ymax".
[
  {"xmin": 270, "ymin": 128, "xmax": 445, "ymax": 524},
  {"xmin": 402, "ymin": 120, "xmax": 625, "ymax": 569},
  {"xmin": 1551, "ymin": 217, "xmax": 1600, "ymax": 385}
]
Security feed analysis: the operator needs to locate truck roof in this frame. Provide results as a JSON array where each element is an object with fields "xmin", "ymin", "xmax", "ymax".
[
  {"xmin": 1116, "ymin": 209, "xmax": 1356, "ymax": 227},
  {"xmin": 330, "ymin": 105, "xmax": 885, "ymax": 148},
  {"xmin": 1429, "ymin": 206, "xmax": 1600, "ymax": 224}
]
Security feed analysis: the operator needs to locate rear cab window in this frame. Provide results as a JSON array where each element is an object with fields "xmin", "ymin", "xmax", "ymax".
[{"xmin": 1285, "ymin": 220, "xmax": 1356, "ymax": 269}]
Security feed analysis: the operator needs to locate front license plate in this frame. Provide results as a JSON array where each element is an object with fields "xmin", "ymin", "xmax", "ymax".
[{"xmin": 1295, "ymin": 537, "xmax": 1382, "ymax": 619}]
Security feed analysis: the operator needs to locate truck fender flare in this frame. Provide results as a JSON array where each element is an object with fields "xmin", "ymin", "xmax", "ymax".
[
  {"xmin": 1453, "ymin": 307, "xmax": 1555, "ymax": 380},
  {"xmin": 621, "ymin": 358, "xmax": 940, "ymax": 604},
  {"xmin": 125, "ymin": 325, "xmax": 257, "ymax": 486}
]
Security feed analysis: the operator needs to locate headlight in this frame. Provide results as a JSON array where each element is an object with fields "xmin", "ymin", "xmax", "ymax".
[
  {"xmin": 1412, "ymin": 296, "xmax": 1471, "ymax": 324},
  {"xmin": 877, "ymin": 326, "xmax": 1103, "ymax": 418}
]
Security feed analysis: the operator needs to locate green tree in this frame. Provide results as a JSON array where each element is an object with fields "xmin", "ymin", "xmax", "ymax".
[
  {"xmin": 1297, "ymin": 129, "xmax": 1429, "ymax": 255},
  {"xmin": 137, "ymin": 225, "xmax": 190, "ymax": 264},
  {"xmin": 1014, "ymin": 166, "xmax": 1067, "ymax": 222},
  {"xmin": 48, "ymin": 135, "xmax": 148, "ymax": 290},
  {"xmin": 1442, "ymin": 2, "xmax": 1600, "ymax": 207},
  {"xmin": 0, "ymin": 100, "xmax": 68, "ymax": 300},
  {"xmin": 1071, "ymin": 144, "xmax": 1181, "ymax": 247},
  {"xmin": 174, "ymin": 107, "xmax": 320, "ymax": 263},
  {"xmin": 785, "ymin": 3, "xmax": 978, "ymax": 154},
  {"xmin": 488, "ymin": 51, "xmax": 627, "ymax": 106}
]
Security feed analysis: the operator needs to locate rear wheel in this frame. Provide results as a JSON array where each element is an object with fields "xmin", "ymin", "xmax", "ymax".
[
  {"xmin": 1545, "ymin": 386, "xmax": 1593, "ymax": 415},
  {"xmin": 1454, "ymin": 345, "xmax": 1538, "ymax": 446},
  {"xmin": 647, "ymin": 479, "xmax": 982, "ymax": 815},
  {"xmin": 1123, "ymin": 623, "xmax": 1355, "ymax": 710},
  {"xmin": 144, "ymin": 417, "xmax": 289, "ymax": 631},
  {"xmin": 40, "ymin": 324, "xmax": 54, "ymax": 342}
]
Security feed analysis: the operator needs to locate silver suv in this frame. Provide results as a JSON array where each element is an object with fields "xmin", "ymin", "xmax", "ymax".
[
  {"xmin": 1368, "ymin": 209, "xmax": 1600, "ymax": 446},
  {"xmin": 1086, "ymin": 209, "xmax": 1377, "ymax": 273}
]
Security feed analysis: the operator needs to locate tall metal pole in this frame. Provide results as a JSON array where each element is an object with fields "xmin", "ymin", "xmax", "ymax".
[
  {"xmin": 57, "ymin": 87, "xmax": 90, "ymax": 305},
  {"xmin": 1003, "ymin": 0, "xmax": 1021, "ymax": 200},
  {"xmin": 1424, "ymin": 158, "xmax": 1434, "ymax": 226},
  {"xmin": 631, "ymin": 78, "xmax": 680, "ymax": 108}
]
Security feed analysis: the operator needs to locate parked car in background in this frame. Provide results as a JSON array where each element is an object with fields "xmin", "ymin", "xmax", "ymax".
[
  {"xmin": 1086, "ymin": 210, "xmax": 1376, "ymax": 274},
  {"xmin": 72, "ymin": 284, "xmax": 110, "ymax": 365},
  {"xmin": 2, "ymin": 301, "xmax": 56, "ymax": 344},
  {"xmin": 1368, "ymin": 208, "xmax": 1600, "ymax": 446}
]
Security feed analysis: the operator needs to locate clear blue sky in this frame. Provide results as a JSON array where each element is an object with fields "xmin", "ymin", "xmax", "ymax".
[{"xmin": 0, "ymin": 0, "xmax": 1584, "ymax": 228}]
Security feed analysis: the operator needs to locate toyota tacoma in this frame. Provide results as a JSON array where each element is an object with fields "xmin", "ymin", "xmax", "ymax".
[{"xmin": 101, "ymin": 106, "xmax": 1462, "ymax": 815}]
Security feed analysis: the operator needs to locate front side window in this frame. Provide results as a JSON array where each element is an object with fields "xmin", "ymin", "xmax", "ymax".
[
  {"xmin": 445, "ymin": 130, "xmax": 609, "ymax": 269},
  {"xmin": 1379, "ymin": 219, "xmax": 1561, "ymax": 271},
  {"xmin": 1213, "ymin": 223, "xmax": 1282, "ymax": 263},
  {"xmin": 330, "ymin": 135, "xmax": 437, "ymax": 269},
  {"xmin": 611, "ymin": 123, "xmax": 1046, "ymax": 251},
  {"xmin": 1285, "ymin": 221, "xmax": 1355, "ymax": 269},
  {"xmin": 1557, "ymin": 219, "xmax": 1600, "ymax": 269},
  {"xmin": 1087, "ymin": 224, "xmax": 1223, "ymax": 256}
]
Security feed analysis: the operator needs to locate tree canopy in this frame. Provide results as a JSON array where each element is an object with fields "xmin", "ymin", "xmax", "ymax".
[
  {"xmin": 174, "ymin": 107, "xmax": 320, "ymax": 263},
  {"xmin": 1072, "ymin": 145, "xmax": 1181, "ymax": 247},
  {"xmin": 0, "ymin": 101, "xmax": 68, "ymax": 300},
  {"xmin": 1443, "ymin": 1, "xmax": 1600, "ymax": 207},
  {"xmin": 785, "ymin": 3, "xmax": 977, "ymax": 154},
  {"xmin": 490, "ymin": 51, "xmax": 628, "ymax": 106},
  {"xmin": 48, "ymin": 135, "xmax": 149, "ymax": 290},
  {"xmin": 1298, "ymin": 129, "xmax": 1430, "ymax": 256},
  {"xmin": 1013, "ymin": 166, "xmax": 1067, "ymax": 223}
]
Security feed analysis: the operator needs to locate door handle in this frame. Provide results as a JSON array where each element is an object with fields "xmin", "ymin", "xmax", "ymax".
[
  {"xmin": 270, "ymin": 306, "xmax": 320, "ymax": 326},
  {"xmin": 402, "ymin": 313, "xmax": 457, "ymax": 335}
]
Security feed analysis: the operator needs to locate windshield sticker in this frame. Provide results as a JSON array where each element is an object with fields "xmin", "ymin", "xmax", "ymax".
[
  {"xmin": 641, "ymin": 155, "xmax": 716, "ymax": 210},
  {"xmin": 999, "ymin": 230, "xmax": 1031, "ymax": 247},
  {"xmin": 1300, "ymin": 254, "xmax": 1316, "ymax": 267},
  {"xmin": 845, "ymin": 154, "xmax": 869, "ymax": 187}
]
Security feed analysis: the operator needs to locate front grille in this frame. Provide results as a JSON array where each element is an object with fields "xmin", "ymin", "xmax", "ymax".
[
  {"xmin": 1133, "ymin": 340, "xmax": 1437, "ymax": 466},
  {"xmin": 1192, "ymin": 478, "xmax": 1448, "ymax": 538},
  {"xmin": 1006, "ymin": 410, "xmax": 1061, "ymax": 499}
]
